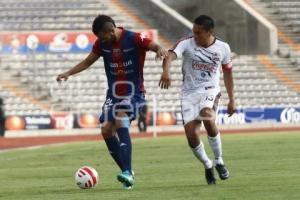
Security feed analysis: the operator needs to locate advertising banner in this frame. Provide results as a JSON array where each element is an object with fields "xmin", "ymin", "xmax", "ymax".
[
  {"xmin": 0, "ymin": 29, "xmax": 158, "ymax": 54},
  {"xmin": 24, "ymin": 115, "xmax": 52, "ymax": 130},
  {"xmin": 4, "ymin": 107, "xmax": 300, "ymax": 130},
  {"xmin": 217, "ymin": 107, "xmax": 300, "ymax": 125},
  {"xmin": 50, "ymin": 112, "xmax": 74, "ymax": 129},
  {"xmin": 175, "ymin": 107, "xmax": 300, "ymax": 125}
]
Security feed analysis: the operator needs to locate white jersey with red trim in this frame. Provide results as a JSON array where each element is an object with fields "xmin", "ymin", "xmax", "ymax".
[{"xmin": 170, "ymin": 37, "xmax": 232, "ymax": 97}]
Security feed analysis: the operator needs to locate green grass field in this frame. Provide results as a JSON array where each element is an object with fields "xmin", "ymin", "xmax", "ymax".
[{"xmin": 1, "ymin": 132, "xmax": 300, "ymax": 200}]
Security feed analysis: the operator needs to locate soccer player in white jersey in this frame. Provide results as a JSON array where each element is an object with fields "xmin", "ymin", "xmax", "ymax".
[{"xmin": 159, "ymin": 15, "xmax": 236, "ymax": 185}]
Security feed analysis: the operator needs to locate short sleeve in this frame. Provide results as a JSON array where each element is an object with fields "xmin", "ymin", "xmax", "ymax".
[
  {"xmin": 135, "ymin": 32, "xmax": 152, "ymax": 50},
  {"xmin": 92, "ymin": 39, "xmax": 101, "ymax": 56},
  {"xmin": 222, "ymin": 44, "xmax": 232, "ymax": 71},
  {"xmin": 169, "ymin": 37, "xmax": 189, "ymax": 58}
]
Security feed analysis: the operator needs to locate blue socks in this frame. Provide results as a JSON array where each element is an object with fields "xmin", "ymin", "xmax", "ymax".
[
  {"xmin": 117, "ymin": 127, "xmax": 132, "ymax": 173},
  {"xmin": 104, "ymin": 136, "xmax": 123, "ymax": 170},
  {"xmin": 104, "ymin": 117, "xmax": 132, "ymax": 174}
]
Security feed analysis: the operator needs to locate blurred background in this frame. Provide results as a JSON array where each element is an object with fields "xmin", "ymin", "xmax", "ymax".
[{"xmin": 0, "ymin": 0, "xmax": 300, "ymax": 137}]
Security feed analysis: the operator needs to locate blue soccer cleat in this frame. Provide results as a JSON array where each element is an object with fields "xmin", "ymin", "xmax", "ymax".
[{"xmin": 117, "ymin": 170, "xmax": 134, "ymax": 189}]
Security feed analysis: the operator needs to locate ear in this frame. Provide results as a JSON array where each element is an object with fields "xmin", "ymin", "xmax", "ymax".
[{"xmin": 110, "ymin": 27, "xmax": 115, "ymax": 34}]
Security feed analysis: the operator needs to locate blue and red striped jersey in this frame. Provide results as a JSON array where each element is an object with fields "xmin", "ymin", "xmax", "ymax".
[{"xmin": 92, "ymin": 27, "xmax": 152, "ymax": 97}]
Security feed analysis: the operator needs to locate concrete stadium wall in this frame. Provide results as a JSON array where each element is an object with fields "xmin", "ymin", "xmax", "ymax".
[
  {"xmin": 125, "ymin": 0, "xmax": 192, "ymax": 40},
  {"xmin": 162, "ymin": 0, "xmax": 278, "ymax": 55}
]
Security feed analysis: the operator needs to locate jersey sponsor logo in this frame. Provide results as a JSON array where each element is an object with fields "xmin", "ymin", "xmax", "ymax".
[
  {"xmin": 109, "ymin": 60, "xmax": 134, "ymax": 75},
  {"xmin": 111, "ymin": 69, "xmax": 134, "ymax": 75},
  {"xmin": 109, "ymin": 60, "xmax": 133, "ymax": 68},
  {"xmin": 192, "ymin": 60, "xmax": 216, "ymax": 73}
]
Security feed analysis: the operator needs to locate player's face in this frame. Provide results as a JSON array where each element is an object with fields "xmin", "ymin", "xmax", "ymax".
[
  {"xmin": 97, "ymin": 28, "xmax": 116, "ymax": 44},
  {"xmin": 192, "ymin": 24, "xmax": 213, "ymax": 47}
]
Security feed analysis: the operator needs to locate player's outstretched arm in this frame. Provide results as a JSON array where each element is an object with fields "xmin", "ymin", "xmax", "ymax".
[
  {"xmin": 147, "ymin": 41, "xmax": 168, "ymax": 60},
  {"xmin": 56, "ymin": 52, "xmax": 100, "ymax": 82},
  {"xmin": 223, "ymin": 70, "xmax": 236, "ymax": 116},
  {"xmin": 159, "ymin": 51, "xmax": 176, "ymax": 89}
]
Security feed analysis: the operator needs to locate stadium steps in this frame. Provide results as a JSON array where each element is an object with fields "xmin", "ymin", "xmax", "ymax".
[
  {"xmin": 0, "ymin": 57, "xmax": 51, "ymax": 114},
  {"xmin": 246, "ymin": 1, "xmax": 300, "ymax": 39},
  {"xmin": 0, "ymin": 81, "xmax": 50, "ymax": 115},
  {"xmin": 256, "ymin": 55, "xmax": 300, "ymax": 93},
  {"xmin": 245, "ymin": 0, "xmax": 300, "ymax": 92}
]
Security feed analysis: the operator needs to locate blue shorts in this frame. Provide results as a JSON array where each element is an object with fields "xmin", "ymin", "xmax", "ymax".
[{"xmin": 99, "ymin": 93, "xmax": 146, "ymax": 124}]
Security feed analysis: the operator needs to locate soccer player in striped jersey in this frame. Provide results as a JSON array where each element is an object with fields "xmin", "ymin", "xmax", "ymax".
[
  {"xmin": 159, "ymin": 15, "xmax": 236, "ymax": 185},
  {"xmin": 57, "ymin": 15, "xmax": 167, "ymax": 189}
]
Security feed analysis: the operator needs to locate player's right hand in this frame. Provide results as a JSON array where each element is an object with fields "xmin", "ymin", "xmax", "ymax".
[
  {"xmin": 159, "ymin": 71, "xmax": 171, "ymax": 89},
  {"xmin": 56, "ymin": 72, "xmax": 70, "ymax": 82},
  {"xmin": 155, "ymin": 48, "xmax": 168, "ymax": 60},
  {"xmin": 227, "ymin": 100, "xmax": 236, "ymax": 117}
]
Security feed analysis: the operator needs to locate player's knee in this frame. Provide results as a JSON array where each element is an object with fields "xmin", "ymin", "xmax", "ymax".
[
  {"xmin": 200, "ymin": 108, "xmax": 212, "ymax": 117},
  {"xmin": 200, "ymin": 108, "xmax": 215, "ymax": 121},
  {"xmin": 101, "ymin": 122, "xmax": 113, "ymax": 139}
]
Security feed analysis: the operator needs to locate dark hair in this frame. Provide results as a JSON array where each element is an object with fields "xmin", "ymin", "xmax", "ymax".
[
  {"xmin": 194, "ymin": 15, "xmax": 214, "ymax": 31},
  {"xmin": 92, "ymin": 15, "xmax": 116, "ymax": 35}
]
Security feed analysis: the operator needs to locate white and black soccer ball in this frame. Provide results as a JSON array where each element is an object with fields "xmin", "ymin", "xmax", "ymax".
[{"xmin": 75, "ymin": 166, "xmax": 99, "ymax": 189}]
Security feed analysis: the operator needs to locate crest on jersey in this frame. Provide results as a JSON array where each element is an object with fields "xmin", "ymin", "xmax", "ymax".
[
  {"xmin": 212, "ymin": 52, "xmax": 220, "ymax": 62},
  {"xmin": 113, "ymin": 48, "xmax": 122, "ymax": 59}
]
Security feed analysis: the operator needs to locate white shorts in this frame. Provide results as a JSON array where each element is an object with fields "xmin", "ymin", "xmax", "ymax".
[{"xmin": 181, "ymin": 92, "xmax": 221, "ymax": 125}]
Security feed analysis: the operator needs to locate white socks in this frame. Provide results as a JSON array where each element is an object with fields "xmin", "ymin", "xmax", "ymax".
[
  {"xmin": 207, "ymin": 133, "xmax": 224, "ymax": 165},
  {"xmin": 192, "ymin": 142, "xmax": 213, "ymax": 169}
]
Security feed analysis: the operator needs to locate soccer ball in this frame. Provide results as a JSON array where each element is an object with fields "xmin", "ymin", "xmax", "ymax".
[{"xmin": 75, "ymin": 166, "xmax": 99, "ymax": 189}]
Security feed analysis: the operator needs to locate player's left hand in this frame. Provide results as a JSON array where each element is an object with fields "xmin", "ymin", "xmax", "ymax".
[
  {"xmin": 155, "ymin": 48, "xmax": 168, "ymax": 60},
  {"xmin": 227, "ymin": 100, "xmax": 236, "ymax": 117},
  {"xmin": 159, "ymin": 71, "xmax": 171, "ymax": 89}
]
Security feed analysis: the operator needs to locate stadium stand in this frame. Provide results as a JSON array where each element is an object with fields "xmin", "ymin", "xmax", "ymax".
[
  {"xmin": 246, "ymin": 0, "xmax": 300, "ymax": 79},
  {"xmin": 0, "ymin": 0, "xmax": 300, "ymax": 118}
]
